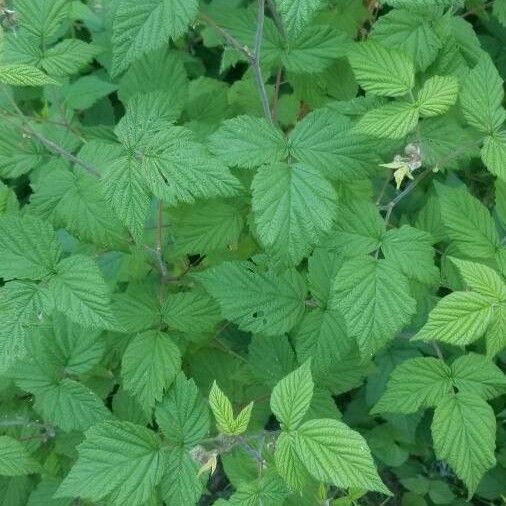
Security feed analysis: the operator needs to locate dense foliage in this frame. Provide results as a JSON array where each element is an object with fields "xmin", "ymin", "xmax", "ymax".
[{"xmin": 0, "ymin": 0, "xmax": 506, "ymax": 504}]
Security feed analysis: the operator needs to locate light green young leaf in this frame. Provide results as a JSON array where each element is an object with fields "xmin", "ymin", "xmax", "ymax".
[
  {"xmin": 417, "ymin": 75, "xmax": 459, "ymax": 117},
  {"xmin": 274, "ymin": 0, "xmax": 323, "ymax": 38},
  {"xmin": 112, "ymin": 0, "xmax": 198, "ymax": 76},
  {"xmin": 0, "ymin": 64, "xmax": 57, "ymax": 86},
  {"xmin": 155, "ymin": 373, "xmax": 210, "ymax": 448},
  {"xmin": 413, "ymin": 291, "xmax": 495, "ymax": 346},
  {"xmin": 270, "ymin": 362, "xmax": 314, "ymax": 431},
  {"xmin": 209, "ymin": 381, "xmax": 252, "ymax": 436},
  {"xmin": 49, "ymin": 254, "xmax": 118, "ymax": 330},
  {"xmin": 0, "ymin": 436, "xmax": 39, "ymax": 476},
  {"xmin": 122, "ymin": 331, "xmax": 181, "ymax": 411},
  {"xmin": 431, "ymin": 393, "xmax": 496, "ymax": 496},
  {"xmin": 293, "ymin": 419, "xmax": 390, "ymax": 494},
  {"xmin": 274, "ymin": 431, "xmax": 313, "ymax": 490},
  {"xmin": 252, "ymin": 162, "xmax": 337, "ymax": 265},
  {"xmin": 208, "ymin": 116, "xmax": 288, "ymax": 169},
  {"xmin": 459, "ymin": 55, "xmax": 506, "ymax": 134},
  {"xmin": 481, "ymin": 130, "xmax": 506, "ymax": 181},
  {"xmin": 0, "ymin": 215, "xmax": 62, "ymax": 281},
  {"xmin": 197, "ymin": 261, "xmax": 306, "ymax": 336},
  {"xmin": 348, "ymin": 41, "xmax": 415, "ymax": 97},
  {"xmin": 451, "ymin": 353, "xmax": 506, "ymax": 400},
  {"xmin": 57, "ymin": 421, "xmax": 167, "ymax": 505},
  {"xmin": 332, "ymin": 256, "xmax": 416, "ymax": 356},
  {"xmin": 372, "ymin": 357, "xmax": 452, "ymax": 414},
  {"xmin": 356, "ymin": 101, "xmax": 419, "ymax": 139}
]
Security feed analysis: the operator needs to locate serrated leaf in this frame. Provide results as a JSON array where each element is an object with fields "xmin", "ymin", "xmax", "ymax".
[
  {"xmin": 481, "ymin": 130, "xmax": 506, "ymax": 181},
  {"xmin": 431, "ymin": 393, "xmax": 495, "ymax": 496},
  {"xmin": 332, "ymin": 256, "xmax": 416, "ymax": 356},
  {"xmin": 274, "ymin": 0, "xmax": 323, "ymax": 38},
  {"xmin": 356, "ymin": 101, "xmax": 419, "ymax": 139},
  {"xmin": 252, "ymin": 162, "xmax": 337, "ymax": 265},
  {"xmin": 112, "ymin": 0, "xmax": 198, "ymax": 76},
  {"xmin": 274, "ymin": 431, "xmax": 313, "ymax": 490},
  {"xmin": 162, "ymin": 289, "xmax": 221, "ymax": 334},
  {"xmin": 156, "ymin": 373, "xmax": 209, "ymax": 448},
  {"xmin": 161, "ymin": 448, "xmax": 203, "ymax": 505},
  {"xmin": 197, "ymin": 261, "xmax": 306, "ymax": 336},
  {"xmin": 57, "ymin": 421, "xmax": 167, "ymax": 505},
  {"xmin": 49, "ymin": 254, "xmax": 118, "ymax": 330},
  {"xmin": 0, "ymin": 437, "xmax": 39, "ymax": 476},
  {"xmin": 15, "ymin": 0, "xmax": 70, "ymax": 39},
  {"xmin": 270, "ymin": 362, "xmax": 314, "ymax": 431},
  {"xmin": 371, "ymin": 9, "xmax": 441, "ymax": 71},
  {"xmin": 0, "ymin": 64, "xmax": 56, "ymax": 86},
  {"xmin": 41, "ymin": 40, "xmax": 97, "ymax": 76},
  {"xmin": 208, "ymin": 116, "xmax": 288, "ymax": 169},
  {"xmin": 122, "ymin": 331, "xmax": 181, "ymax": 411},
  {"xmin": 435, "ymin": 182, "xmax": 501, "ymax": 260},
  {"xmin": 413, "ymin": 291, "xmax": 495, "ymax": 346},
  {"xmin": 348, "ymin": 41, "xmax": 415, "ymax": 97},
  {"xmin": 451, "ymin": 353, "xmax": 506, "ymax": 400},
  {"xmin": 372, "ymin": 357, "xmax": 452, "ymax": 414},
  {"xmin": 459, "ymin": 55, "xmax": 506, "ymax": 134},
  {"xmin": 293, "ymin": 419, "xmax": 390, "ymax": 494},
  {"xmin": 381, "ymin": 225, "xmax": 439, "ymax": 285},
  {"xmin": 0, "ymin": 215, "xmax": 62, "ymax": 281},
  {"xmin": 417, "ymin": 75, "xmax": 459, "ymax": 117}
]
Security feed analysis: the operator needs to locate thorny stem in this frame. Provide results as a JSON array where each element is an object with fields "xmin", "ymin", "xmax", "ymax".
[
  {"xmin": 199, "ymin": 2, "xmax": 272, "ymax": 122},
  {"xmin": 155, "ymin": 200, "xmax": 169, "ymax": 287}
]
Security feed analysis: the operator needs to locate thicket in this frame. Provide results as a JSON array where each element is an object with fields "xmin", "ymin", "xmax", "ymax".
[{"xmin": 0, "ymin": 0, "xmax": 506, "ymax": 505}]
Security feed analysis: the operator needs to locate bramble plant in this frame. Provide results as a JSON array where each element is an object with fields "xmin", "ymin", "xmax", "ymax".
[{"xmin": 0, "ymin": 0, "xmax": 505, "ymax": 504}]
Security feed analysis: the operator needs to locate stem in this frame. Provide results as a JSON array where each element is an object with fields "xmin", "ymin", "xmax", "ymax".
[
  {"xmin": 432, "ymin": 342, "xmax": 445, "ymax": 363},
  {"xmin": 266, "ymin": 0, "xmax": 286, "ymax": 41},
  {"xmin": 271, "ymin": 65, "xmax": 283, "ymax": 122},
  {"xmin": 155, "ymin": 200, "xmax": 169, "ymax": 287},
  {"xmin": 252, "ymin": 0, "xmax": 272, "ymax": 122}
]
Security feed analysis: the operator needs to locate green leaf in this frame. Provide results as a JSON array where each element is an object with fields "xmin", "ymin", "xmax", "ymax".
[
  {"xmin": 61, "ymin": 75, "xmax": 118, "ymax": 110},
  {"xmin": 293, "ymin": 419, "xmax": 390, "ymax": 494},
  {"xmin": 41, "ymin": 40, "xmax": 98, "ymax": 76},
  {"xmin": 459, "ymin": 55, "xmax": 506, "ymax": 134},
  {"xmin": 288, "ymin": 109, "xmax": 381, "ymax": 181},
  {"xmin": 252, "ymin": 162, "xmax": 337, "ymax": 265},
  {"xmin": 332, "ymin": 256, "xmax": 416, "ymax": 356},
  {"xmin": 161, "ymin": 448, "xmax": 203, "ymax": 505},
  {"xmin": 155, "ymin": 373, "xmax": 209, "ymax": 448},
  {"xmin": 112, "ymin": 0, "xmax": 198, "ymax": 76},
  {"xmin": 0, "ymin": 215, "xmax": 62, "ymax": 281},
  {"xmin": 122, "ymin": 331, "xmax": 181, "ymax": 411},
  {"xmin": 413, "ymin": 291, "xmax": 495, "ymax": 346},
  {"xmin": 197, "ymin": 261, "xmax": 306, "ymax": 336},
  {"xmin": 435, "ymin": 182, "xmax": 501, "ymax": 260},
  {"xmin": 57, "ymin": 421, "xmax": 167, "ymax": 505},
  {"xmin": 481, "ymin": 130, "xmax": 506, "ymax": 180},
  {"xmin": 417, "ymin": 75, "xmax": 459, "ymax": 117},
  {"xmin": 450, "ymin": 353, "xmax": 506, "ymax": 400},
  {"xmin": 356, "ymin": 101, "xmax": 419, "ymax": 139},
  {"xmin": 274, "ymin": 0, "xmax": 323, "ymax": 38},
  {"xmin": 348, "ymin": 41, "xmax": 415, "ymax": 97},
  {"xmin": 274, "ymin": 431, "xmax": 313, "ymax": 490},
  {"xmin": 34, "ymin": 379, "xmax": 111, "ymax": 432},
  {"xmin": 372, "ymin": 357, "xmax": 452, "ymax": 414},
  {"xmin": 431, "ymin": 393, "xmax": 496, "ymax": 496},
  {"xmin": 493, "ymin": 0, "xmax": 506, "ymax": 26},
  {"xmin": 450, "ymin": 257, "xmax": 506, "ymax": 300},
  {"xmin": 381, "ymin": 225, "xmax": 439, "ymax": 285},
  {"xmin": 48, "ymin": 254, "xmax": 118, "ymax": 330},
  {"xmin": 162, "ymin": 289, "xmax": 221, "ymax": 333},
  {"xmin": 270, "ymin": 362, "xmax": 314, "ymax": 431},
  {"xmin": 208, "ymin": 116, "xmax": 288, "ymax": 169},
  {"xmin": 15, "ymin": 0, "xmax": 70, "ymax": 39},
  {"xmin": 0, "ymin": 437, "xmax": 39, "ymax": 476},
  {"xmin": 371, "ymin": 9, "xmax": 441, "ymax": 71},
  {"xmin": 228, "ymin": 471, "xmax": 288, "ymax": 506},
  {"xmin": 0, "ymin": 64, "xmax": 57, "ymax": 86}
]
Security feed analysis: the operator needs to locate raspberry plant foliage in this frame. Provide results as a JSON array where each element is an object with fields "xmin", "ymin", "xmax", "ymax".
[{"xmin": 0, "ymin": 0, "xmax": 505, "ymax": 505}]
